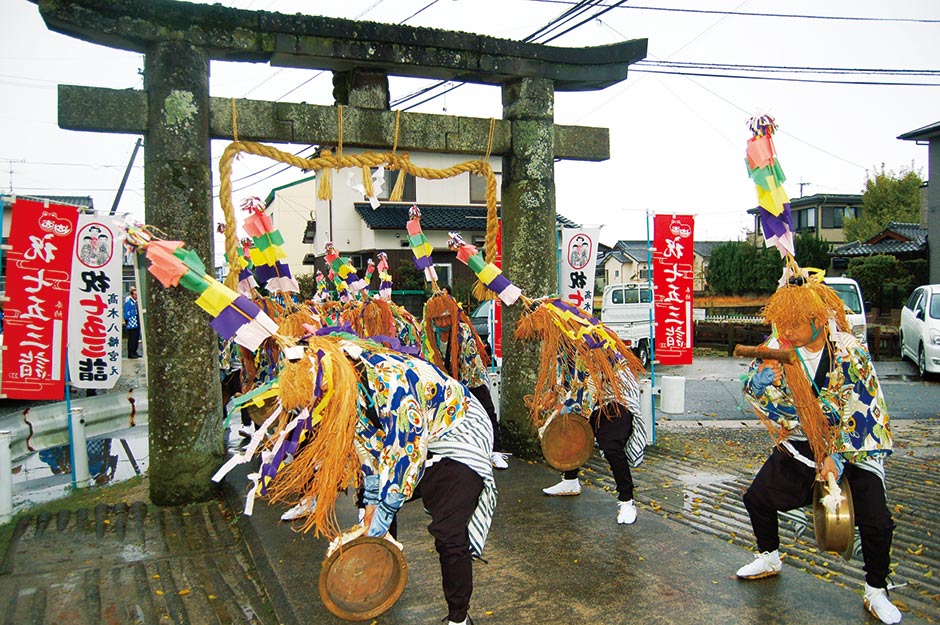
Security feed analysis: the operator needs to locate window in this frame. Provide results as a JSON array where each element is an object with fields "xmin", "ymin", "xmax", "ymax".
[
  {"xmin": 376, "ymin": 168, "xmax": 416, "ymax": 202},
  {"xmin": 792, "ymin": 207, "xmax": 816, "ymax": 232},
  {"xmin": 433, "ymin": 263, "xmax": 452, "ymax": 288},
  {"xmin": 638, "ymin": 267, "xmax": 651, "ymax": 280},
  {"xmin": 470, "ymin": 172, "xmax": 501, "ymax": 204},
  {"xmin": 611, "ymin": 288, "xmax": 623, "ymax": 304},
  {"xmin": 821, "ymin": 206, "xmax": 857, "ymax": 229}
]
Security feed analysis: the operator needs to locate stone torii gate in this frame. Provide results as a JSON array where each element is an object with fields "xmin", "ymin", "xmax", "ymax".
[{"xmin": 33, "ymin": 0, "xmax": 647, "ymax": 505}]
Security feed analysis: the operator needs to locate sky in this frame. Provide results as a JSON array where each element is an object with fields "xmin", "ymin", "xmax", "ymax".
[{"xmin": 2, "ymin": 0, "xmax": 939, "ymax": 249}]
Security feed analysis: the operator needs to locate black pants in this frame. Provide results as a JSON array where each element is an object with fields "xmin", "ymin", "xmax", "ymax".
[
  {"xmin": 469, "ymin": 384, "xmax": 501, "ymax": 452},
  {"xmin": 742, "ymin": 440, "xmax": 895, "ymax": 588},
  {"xmin": 127, "ymin": 327, "xmax": 140, "ymax": 357},
  {"xmin": 416, "ymin": 458, "xmax": 484, "ymax": 623},
  {"xmin": 563, "ymin": 403, "xmax": 635, "ymax": 502}
]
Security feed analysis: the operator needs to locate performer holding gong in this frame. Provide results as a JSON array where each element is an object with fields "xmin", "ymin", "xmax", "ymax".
[{"xmin": 737, "ymin": 267, "xmax": 901, "ymax": 624}]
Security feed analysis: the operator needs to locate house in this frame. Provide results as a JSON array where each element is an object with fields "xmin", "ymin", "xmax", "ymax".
[
  {"xmin": 899, "ymin": 121, "xmax": 939, "ymax": 283},
  {"xmin": 263, "ymin": 151, "xmax": 498, "ymax": 291},
  {"xmin": 598, "ymin": 239, "xmax": 724, "ymax": 293},
  {"xmin": 263, "ymin": 151, "xmax": 582, "ymax": 293},
  {"xmin": 831, "ymin": 221, "xmax": 928, "ymax": 263},
  {"xmin": 1, "ymin": 193, "xmax": 95, "ymax": 294},
  {"xmin": 747, "ymin": 193, "xmax": 864, "ymax": 244}
]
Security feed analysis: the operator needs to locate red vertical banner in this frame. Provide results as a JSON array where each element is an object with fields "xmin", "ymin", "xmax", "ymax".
[
  {"xmin": 1, "ymin": 199, "xmax": 79, "ymax": 399},
  {"xmin": 653, "ymin": 214, "xmax": 695, "ymax": 365}
]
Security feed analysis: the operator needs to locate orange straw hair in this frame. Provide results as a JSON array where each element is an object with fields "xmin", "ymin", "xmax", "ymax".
[
  {"xmin": 269, "ymin": 338, "xmax": 361, "ymax": 540},
  {"xmin": 758, "ymin": 278, "xmax": 847, "ymax": 466},
  {"xmin": 515, "ymin": 298, "xmax": 644, "ymax": 427}
]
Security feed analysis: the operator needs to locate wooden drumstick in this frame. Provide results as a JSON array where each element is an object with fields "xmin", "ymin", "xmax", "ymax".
[{"xmin": 733, "ymin": 344, "xmax": 797, "ymax": 363}]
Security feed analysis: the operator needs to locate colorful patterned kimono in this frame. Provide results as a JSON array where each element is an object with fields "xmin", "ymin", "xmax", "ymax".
[
  {"xmin": 422, "ymin": 322, "xmax": 489, "ymax": 388},
  {"xmin": 353, "ymin": 348, "xmax": 497, "ymax": 556},
  {"xmin": 743, "ymin": 330, "xmax": 893, "ymax": 472}
]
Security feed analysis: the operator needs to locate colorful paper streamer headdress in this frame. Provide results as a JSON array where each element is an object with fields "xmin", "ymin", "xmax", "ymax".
[
  {"xmin": 447, "ymin": 232, "xmax": 521, "ymax": 305},
  {"xmin": 406, "ymin": 205, "xmax": 438, "ymax": 284},
  {"xmin": 745, "ymin": 115, "xmax": 794, "ymax": 257},
  {"xmin": 241, "ymin": 197, "xmax": 300, "ymax": 293}
]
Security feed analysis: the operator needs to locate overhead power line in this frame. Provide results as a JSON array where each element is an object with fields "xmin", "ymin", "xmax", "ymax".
[
  {"xmin": 636, "ymin": 60, "xmax": 940, "ymax": 77},
  {"xmin": 524, "ymin": 0, "xmax": 940, "ymax": 24},
  {"xmin": 630, "ymin": 68, "xmax": 940, "ymax": 87}
]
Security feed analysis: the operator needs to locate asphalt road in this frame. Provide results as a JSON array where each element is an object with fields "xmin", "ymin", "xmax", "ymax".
[{"xmin": 653, "ymin": 357, "xmax": 940, "ymax": 421}]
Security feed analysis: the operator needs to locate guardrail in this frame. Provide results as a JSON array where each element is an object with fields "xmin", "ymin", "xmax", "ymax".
[{"xmin": 0, "ymin": 391, "xmax": 147, "ymax": 522}]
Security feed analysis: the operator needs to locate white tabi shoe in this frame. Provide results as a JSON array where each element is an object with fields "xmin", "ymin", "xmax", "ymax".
[
  {"xmin": 491, "ymin": 452, "xmax": 509, "ymax": 470},
  {"xmin": 542, "ymin": 478, "xmax": 581, "ymax": 496},
  {"xmin": 280, "ymin": 497, "xmax": 316, "ymax": 521},
  {"xmin": 864, "ymin": 584, "xmax": 902, "ymax": 624},
  {"xmin": 735, "ymin": 550, "xmax": 782, "ymax": 579},
  {"xmin": 617, "ymin": 500, "xmax": 637, "ymax": 525}
]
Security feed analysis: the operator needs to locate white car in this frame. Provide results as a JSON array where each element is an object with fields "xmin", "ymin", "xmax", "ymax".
[
  {"xmin": 822, "ymin": 277, "xmax": 868, "ymax": 348},
  {"xmin": 899, "ymin": 284, "xmax": 940, "ymax": 379}
]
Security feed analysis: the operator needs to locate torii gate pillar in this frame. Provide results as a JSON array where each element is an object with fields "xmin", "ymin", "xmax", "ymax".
[
  {"xmin": 500, "ymin": 77, "xmax": 557, "ymax": 454},
  {"xmin": 143, "ymin": 42, "xmax": 223, "ymax": 504}
]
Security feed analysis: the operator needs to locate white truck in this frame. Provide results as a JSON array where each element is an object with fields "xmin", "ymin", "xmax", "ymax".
[{"xmin": 600, "ymin": 283, "xmax": 655, "ymax": 368}]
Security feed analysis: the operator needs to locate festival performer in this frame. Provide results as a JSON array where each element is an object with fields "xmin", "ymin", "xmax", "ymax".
[
  {"xmin": 269, "ymin": 335, "xmax": 497, "ymax": 625},
  {"xmin": 516, "ymin": 298, "xmax": 646, "ymax": 524},
  {"xmin": 737, "ymin": 272, "xmax": 901, "ymax": 624},
  {"xmin": 421, "ymin": 291, "xmax": 509, "ymax": 470}
]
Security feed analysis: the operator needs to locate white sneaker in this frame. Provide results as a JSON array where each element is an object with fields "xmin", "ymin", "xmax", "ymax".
[
  {"xmin": 280, "ymin": 497, "xmax": 316, "ymax": 521},
  {"xmin": 491, "ymin": 452, "xmax": 509, "ymax": 470},
  {"xmin": 542, "ymin": 478, "xmax": 581, "ymax": 496},
  {"xmin": 735, "ymin": 550, "xmax": 782, "ymax": 579},
  {"xmin": 617, "ymin": 500, "xmax": 637, "ymax": 525},
  {"xmin": 864, "ymin": 584, "xmax": 902, "ymax": 624}
]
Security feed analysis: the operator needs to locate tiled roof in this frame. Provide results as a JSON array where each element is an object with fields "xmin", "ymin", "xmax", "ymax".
[
  {"xmin": 355, "ymin": 203, "xmax": 489, "ymax": 230},
  {"xmin": 354, "ymin": 203, "xmax": 581, "ymax": 230},
  {"xmin": 1, "ymin": 193, "xmax": 95, "ymax": 210},
  {"xmin": 610, "ymin": 239, "xmax": 726, "ymax": 259},
  {"xmin": 832, "ymin": 222, "xmax": 928, "ymax": 256}
]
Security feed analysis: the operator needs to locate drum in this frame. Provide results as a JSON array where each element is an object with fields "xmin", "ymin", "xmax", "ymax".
[
  {"xmin": 319, "ymin": 536, "xmax": 408, "ymax": 621},
  {"xmin": 540, "ymin": 413, "xmax": 594, "ymax": 471},
  {"xmin": 813, "ymin": 478, "xmax": 855, "ymax": 560}
]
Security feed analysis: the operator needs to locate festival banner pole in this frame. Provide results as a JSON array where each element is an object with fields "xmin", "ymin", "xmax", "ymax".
[{"xmin": 646, "ymin": 209, "xmax": 656, "ymax": 444}]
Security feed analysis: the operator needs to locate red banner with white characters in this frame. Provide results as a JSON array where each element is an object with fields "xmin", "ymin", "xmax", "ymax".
[
  {"xmin": 1, "ymin": 199, "xmax": 79, "ymax": 399},
  {"xmin": 68, "ymin": 214, "xmax": 124, "ymax": 389},
  {"xmin": 653, "ymin": 214, "xmax": 695, "ymax": 365}
]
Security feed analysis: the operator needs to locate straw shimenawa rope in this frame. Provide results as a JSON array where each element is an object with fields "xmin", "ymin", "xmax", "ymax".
[{"xmin": 217, "ymin": 141, "xmax": 499, "ymax": 291}]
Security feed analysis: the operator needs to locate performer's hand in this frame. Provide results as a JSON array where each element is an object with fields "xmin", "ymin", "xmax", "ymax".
[
  {"xmin": 325, "ymin": 523, "xmax": 368, "ymax": 558},
  {"xmin": 361, "ymin": 504, "xmax": 376, "ymax": 531},
  {"xmin": 818, "ymin": 455, "xmax": 839, "ymax": 482},
  {"xmin": 757, "ymin": 359, "xmax": 783, "ymax": 387}
]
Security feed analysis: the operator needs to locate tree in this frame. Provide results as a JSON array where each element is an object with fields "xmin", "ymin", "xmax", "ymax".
[
  {"xmin": 295, "ymin": 272, "xmax": 317, "ymax": 300},
  {"xmin": 843, "ymin": 164, "xmax": 923, "ymax": 242},
  {"xmin": 793, "ymin": 233, "xmax": 831, "ymax": 271},
  {"xmin": 706, "ymin": 241, "xmax": 781, "ymax": 295},
  {"xmin": 845, "ymin": 254, "xmax": 914, "ymax": 310}
]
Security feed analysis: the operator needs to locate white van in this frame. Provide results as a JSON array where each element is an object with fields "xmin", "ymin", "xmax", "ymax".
[
  {"xmin": 600, "ymin": 283, "xmax": 654, "ymax": 367},
  {"xmin": 822, "ymin": 276, "xmax": 868, "ymax": 347}
]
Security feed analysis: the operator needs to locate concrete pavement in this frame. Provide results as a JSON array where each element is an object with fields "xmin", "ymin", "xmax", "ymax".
[{"xmin": 2, "ymin": 355, "xmax": 938, "ymax": 624}]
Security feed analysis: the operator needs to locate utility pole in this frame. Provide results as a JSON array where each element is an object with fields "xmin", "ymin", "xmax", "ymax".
[
  {"xmin": 110, "ymin": 137, "xmax": 143, "ymax": 215},
  {"xmin": 1, "ymin": 158, "xmax": 26, "ymax": 192},
  {"xmin": 798, "ymin": 179, "xmax": 813, "ymax": 198}
]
